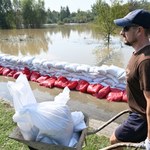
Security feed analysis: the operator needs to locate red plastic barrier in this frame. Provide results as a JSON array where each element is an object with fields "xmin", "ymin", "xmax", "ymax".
[
  {"xmin": 0, "ymin": 66, "xmax": 4, "ymax": 75},
  {"xmin": 106, "ymin": 88, "xmax": 123, "ymax": 102},
  {"xmin": 122, "ymin": 90, "xmax": 128, "ymax": 102},
  {"xmin": 13, "ymin": 71, "xmax": 22, "ymax": 79},
  {"xmin": 39, "ymin": 76, "xmax": 57, "ymax": 88},
  {"xmin": 7, "ymin": 70, "xmax": 17, "ymax": 77},
  {"xmin": 13, "ymin": 69, "xmax": 31, "ymax": 79},
  {"xmin": 87, "ymin": 83, "xmax": 104, "ymax": 94},
  {"xmin": 54, "ymin": 76, "xmax": 69, "ymax": 88},
  {"xmin": 30, "ymin": 71, "xmax": 41, "ymax": 82},
  {"xmin": 76, "ymin": 80, "xmax": 89, "ymax": 93},
  {"xmin": 22, "ymin": 67, "xmax": 31, "ymax": 80},
  {"xmin": 2, "ymin": 67, "xmax": 11, "ymax": 76},
  {"xmin": 67, "ymin": 80, "xmax": 78, "ymax": 90},
  {"xmin": 93, "ymin": 86, "xmax": 111, "ymax": 99},
  {"xmin": 36, "ymin": 75, "xmax": 50, "ymax": 83}
]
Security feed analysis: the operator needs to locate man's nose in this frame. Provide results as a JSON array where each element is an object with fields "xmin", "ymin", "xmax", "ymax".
[{"xmin": 120, "ymin": 30, "xmax": 124, "ymax": 35}]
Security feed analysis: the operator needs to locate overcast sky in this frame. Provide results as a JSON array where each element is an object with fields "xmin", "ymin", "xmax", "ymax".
[{"xmin": 44, "ymin": 0, "xmax": 96, "ymax": 12}]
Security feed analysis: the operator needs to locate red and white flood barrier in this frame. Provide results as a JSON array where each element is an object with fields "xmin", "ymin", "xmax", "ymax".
[{"xmin": 0, "ymin": 54, "xmax": 128, "ymax": 103}]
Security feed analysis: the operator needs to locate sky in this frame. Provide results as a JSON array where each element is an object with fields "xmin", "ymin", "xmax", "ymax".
[{"xmin": 44, "ymin": 0, "xmax": 97, "ymax": 12}]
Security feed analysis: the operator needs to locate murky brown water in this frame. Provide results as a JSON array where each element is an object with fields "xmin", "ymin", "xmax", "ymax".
[{"xmin": 0, "ymin": 24, "xmax": 133, "ymax": 68}]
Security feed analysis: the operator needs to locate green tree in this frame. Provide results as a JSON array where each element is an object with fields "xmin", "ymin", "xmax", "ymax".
[
  {"xmin": 34, "ymin": 0, "xmax": 46, "ymax": 27},
  {"xmin": 21, "ymin": 0, "xmax": 33, "ymax": 28},
  {"xmin": 12, "ymin": 0, "xmax": 23, "ymax": 28},
  {"xmin": 59, "ymin": 6, "xmax": 71, "ymax": 23},
  {"xmin": 0, "ymin": 0, "xmax": 14, "ymax": 29},
  {"xmin": 92, "ymin": 0, "xmax": 128, "ymax": 48},
  {"xmin": 47, "ymin": 9, "xmax": 53, "ymax": 23},
  {"xmin": 21, "ymin": 0, "xmax": 46, "ymax": 28},
  {"xmin": 66, "ymin": 6, "xmax": 70, "ymax": 17},
  {"xmin": 127, "ymin": 0, "xmax": 150, "ymax": 11},
  {"xmin": 76, "ymin": 9, "xmax": 88, "ymax": 23}
]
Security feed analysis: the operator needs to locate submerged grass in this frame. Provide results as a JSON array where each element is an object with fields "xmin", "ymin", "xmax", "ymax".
[{"xmin": 0, "ymin": 99, "xmax": 110, "ymax": 150}]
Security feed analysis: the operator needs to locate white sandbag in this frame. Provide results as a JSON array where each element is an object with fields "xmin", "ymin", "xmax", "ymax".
[
  {"xmin": 115, "ymin": 83, "xmax": 126, "ymax": 90},
  {"xmin": 68, "ymin": 111, "xmax": 87, "ymax": 147},
  {"xmin": 20, "ymin": 56, "xmax": 35, "ymax": 66},
  {"xmin": 106, "ymin": 74, "xmax": 119, "ymax": 84},
  {"xmin": 81, "ymin": 72, "xmax": 99, "ymax": 79},
  {"xmin": 118, "ymin": 72, "xmax": 126, "ymax": 82},
  {"xmin": 106, "ymin": 65, "xmax": 125, "ymax": 78},
  {"xmin": 103, "ymin": 79, "xmax": 116, "ymax": 87},
  {"xmin": 69, "ymin": 132, "xmax": 80, "ymax": 147},
  {"xmin": 93, "ymin": 77, "xmax": 106, "ymax": 83},
  {"xmin": 76, "ymin": 64, "xmax": 90, "ymax": 73},
  {"xmin": 7, "ymin": 74, "xmax": 36, "ymax": 111},
  {"xmin": 44, "ymin": 61, "xmax": 58, "ymax": 68},
  {"xmin": 41, "ymin": 61, "xmax": 50, "ymax": 69},
  {"xmin": 71, "ymin": 111, "xmax": 86, "ymax": 132},
  {"xmin": 54, "ymin": 61, "xmax": 69, "ymax": 69},
  {"xmin": 54, "ymin": 87, "xmax": 70, "ymax": 105},
  {"xmin": 74, "ymin": 74, "xmax": 92, "ymax": 82},
  {"xmin": 94, "ymin": 65, "xmax": 108, "ymax": 75},
  {"xmin": 64, "ymin": 63, "xmax": 79, "ymax": 72},
  {"xmin": 32, "ymin": 58, "xmax": 46, "ymax": 70},
  {"xmin": 13, "ymin": 101, "xmax": 73, "ymax": 146},
  {"xmin": 7, "ymin": 75, "xmax": 74, "ymax": 146}
]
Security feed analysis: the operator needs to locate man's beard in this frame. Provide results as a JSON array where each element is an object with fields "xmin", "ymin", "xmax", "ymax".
[{"xmin": 124, "ymin": 41, "xmax": 132, "ymax": 46}]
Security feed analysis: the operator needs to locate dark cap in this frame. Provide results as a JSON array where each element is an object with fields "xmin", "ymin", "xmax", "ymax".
[{"xmin": 114, "ymin": 9, "xmax": 150, "ymax": 28}]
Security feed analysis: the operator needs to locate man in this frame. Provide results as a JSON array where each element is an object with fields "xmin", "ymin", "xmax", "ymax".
[{"xmin": 110, "ymin": 9, "xmax": 150, "ymax": 149}]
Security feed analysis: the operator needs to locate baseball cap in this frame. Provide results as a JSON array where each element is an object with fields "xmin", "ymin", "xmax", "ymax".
[{"xmin": 114, "ymin": 9, "xmax": 150, "ymax": 28}]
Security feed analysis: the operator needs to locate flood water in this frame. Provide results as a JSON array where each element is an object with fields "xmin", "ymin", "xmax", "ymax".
[
  {"xmin": 0, "ymin": 24, "xmax": 130, "ymax": 122},
  {"xmin": 0, "ymin": 24, "xmax": 133, "ymax": 68}
]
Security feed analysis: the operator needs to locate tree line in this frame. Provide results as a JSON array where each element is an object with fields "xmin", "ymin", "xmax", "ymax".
[{"xmin": 0, "ymin": 0, "xmax": 150, "ymax": 29}]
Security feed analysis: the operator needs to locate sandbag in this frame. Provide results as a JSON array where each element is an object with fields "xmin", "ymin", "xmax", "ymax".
[
  {"xmin": 21, "ymin": 67, "xmax": 31, "ymax": 80},
  {"xmin": 94, "ymin": 86, "xmax": 111, "ymax": 99},
  {"xmin": 122, "ymin": 90, "xmax": 128, "ymax": 102},
  {"xmin": 30, "ymin": 71, "xmax": 41, "ymax": 82},
  {"xmin": 67, "ymin": 81, "xmax": 78, "ymax": 90},
  {"xmin": 7, "ymin": 75, "xmax": 74, "ymax": 146},
  {"xmin": 54, "ymin": 76, "xmax": 69, "ymax": 88},
  {"xmin": 76, "ymin": 80, "xmax": 89, "ymax": 93},
  {"xmin": 7, "ymin": 70, "xmax": 17, "ymax": 77},
  {"xmin": 36, "ymin": 75, "xmax": 50, "ymax": 83},
  {"xmin": 13, "ymin": 102, "xmax": 73, "ymax": 146},
  {"xmin": 7, "ymin": 73, "xmax": 37, "ymax": 111},
  {"xmin": 87, "ymin": 83, "xmax": 104, "ymax": 94},
  {"xmin": 2, "ymin": 67, "xmax": 11, "ymax": 76},
  {"xmin": 13, "ymin": 71, "xmax": 22, "ymax": 79},
  {"xmin": 106, "ymin": 88, "xmax": 123, "ymax": 102},
  {"xmin": 0, "ymin": 66, "xmax": 4, "ymax": 75},
  {"xmin": 39, "ymin": 76, "xmax": 57, "ymax": 88}
]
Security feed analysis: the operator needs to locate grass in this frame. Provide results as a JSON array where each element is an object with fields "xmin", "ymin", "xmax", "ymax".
[
  {"xmin": 0, "ymin": 100, "xmax": 110, "ymax": 150},
  {"xmin": 0, "ymin": 100, "xmax": 28, "ymax": 150}
]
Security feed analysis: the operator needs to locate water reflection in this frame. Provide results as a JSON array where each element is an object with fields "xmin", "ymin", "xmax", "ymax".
[
  {"xmin": 0, "ymin": 24, "xmax": 133, "ymax": 68},
  {"xmin": 0, "ymin": 29, "xmax": 49, "ymax": 56}
]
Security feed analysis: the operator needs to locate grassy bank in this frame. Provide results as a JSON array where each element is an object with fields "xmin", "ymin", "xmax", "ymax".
[{"xmin": 0, "ymin": 100, "xmax": 109, "ymax": 150}]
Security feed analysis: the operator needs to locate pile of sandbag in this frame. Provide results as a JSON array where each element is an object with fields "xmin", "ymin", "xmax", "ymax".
[
  {"xmin": 7, "ymin": 74, "xmax": 87, "ymax": 147},
  {"xmin": 0, "ymin": 54, "xmax": 128, "ymax": 102}
]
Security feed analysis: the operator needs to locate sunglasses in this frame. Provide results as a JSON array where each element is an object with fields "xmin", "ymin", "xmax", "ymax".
[{"xmin": 123, "ymin": 25, "xmax": 139, "ymax": 32}]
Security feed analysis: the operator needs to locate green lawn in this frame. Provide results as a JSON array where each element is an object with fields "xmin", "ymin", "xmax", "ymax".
[{"xmin": 0, "ymin": 100, "xmax": 110, "ymax": 150}]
